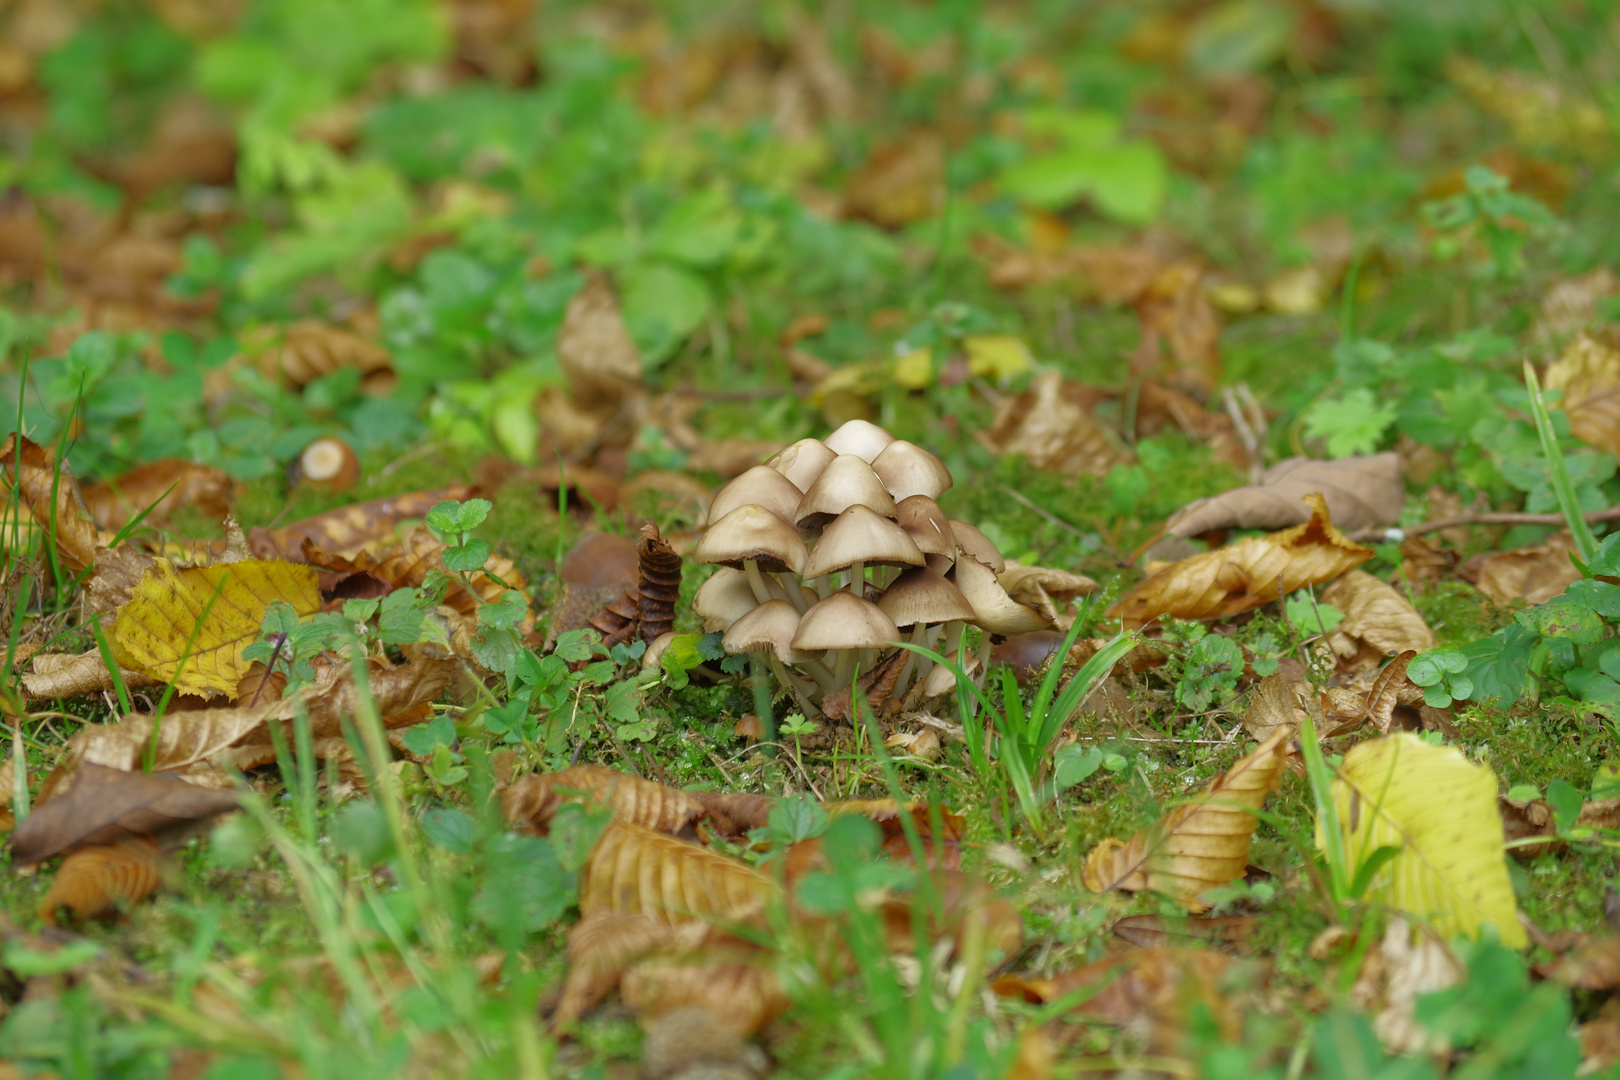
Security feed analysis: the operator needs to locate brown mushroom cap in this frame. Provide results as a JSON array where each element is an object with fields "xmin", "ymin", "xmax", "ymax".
[
  {"xmin": 707, "ymin": 464, "xmax": 805, "ymax": 527},
  {"xmin": 696, "ymin": 504, "xmax": 808, "ymax": 574},
  {"xmin": 877, "ymin": 567, "xmax": 976, "ymax": 627},
  {"xmin": 871, "ymin": 440, "xmax": 952, "ymax": 501},
  {"xmin": 896, "ymin": 494, "xmax": 956, "ymax": 561},
  {"xmin": 724, "ymin": 600, "xmax": 822, "ymax": 664},
  {"xmin": 803, "ymin": 505, "xmax": 926, "ymax": 579},
  {"xmin": 693, "ymin": 567, "xmax": 765, "ymax": 631},
  {"xmin": 766, "ymin": 438, "xmax": 838, "ymax": 493},
  {"xmin": 949, "ymin": 520, "xmax": 1005, "ymax": 574},
  {"xmin": 791, "ymin": 590, "xmax": 901, "ymax": 652},
  {"xmin": 796, "ymin": 454, "xmax": 897, "ymax": 529},
  {"xmin": 951, "ymin": 554, "xmax": 1052, "ymax": 636},
  {"xmin": 823, "ymin": 419, "xmax": 896, "ymax": 462}
]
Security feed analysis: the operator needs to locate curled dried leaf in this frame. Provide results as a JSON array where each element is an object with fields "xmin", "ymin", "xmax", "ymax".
[
  {"xmin": 0, "ymin": 432, "xmax": 110, "ymax": 575},
  {"xmin": 580, "ymin": 820, "xmax": 778, "ymax": 930},
  {"xmin": 13, "ymin": 764, "xmax": 239, "ymax": 867},
  {"xmin": 1167, "ymin": 454, "xmax": 1404, "ymax": 538},
  {"xmin": 39, "ymin": 836, "xmax": 163, "ymax": 925},
  {"xmin": 1321, "ymin": 570, "xmax": 1436, "ymax": 674},
  {"xmin": 975, "ymin": 371, "xmax": 1126, "ymax": 477},
  {"xmin": 502, "ymin": 765, "xmax": 706, "ymax": 836}
]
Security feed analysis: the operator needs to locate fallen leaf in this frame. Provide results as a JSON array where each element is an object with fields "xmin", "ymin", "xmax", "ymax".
[
  {"xmin": 112, "ymin": 558, "xmax": 321, "ymax": 697},
  {"xmin": 0, "ymin": 433, "xmax": 111, "ymax": 575},
  {"xmin": 620, "ymin": 953, "xmax": 789, "ymax": 1038},
  {"xmin": 998, "ymin": 561, "xmax": 1099, "ymax": 625},
  {"xmin": 39, "ymin": 836, "xmax": 162, "ymax": 925},
  {"xmin": 12, "ymin": 763, "xmax": 239, "ymax": 867},
  {"xmin": 231, "ymin": 320, "xmax": 392, "ymax": 394},
  {"xmin": 579, "ymin": 820, "xmax": 778, "ymax": 931},
  {"xmin": 558, "ymin": 269, "xmax": 643, "ymax": 408},
  {"xmin": 503, "ymin": 765, "xmax": 706, "ymax": 836},
  {"xmin": 21, "ymin": 650, "xmax": 156, "ymax": 701},
  {"xmin": 1538, "ymin": 932, "xmax": 1620, "ymax": 991},
  {"xmin": 843, "ymin": 132, "xmax": 944, "ymax": 228},
  {"xmin": 1461, "ymin": 530, "xmax": 1582, "ymax": 607},
  {"xmin": 1323, "ymin": 733, "xmax": 1527, "ymax": 947},
  {"xmin": 249, "ymin": 486, "xmax": 475, "ymax": 562},
  {"xmin": 1448, "ymin": 56, "xmax": 1609, "ymax": 159},
  {"xmin": 976, "ymin": 371, "xmax": 1126, "ymax": 477},
  {"xmin": 1109, "ymin": 494, "xmax": 1374, "ymax": 628},
  {"xmin": 554, "ymin": 910, "xmax": 710, "ymax": 1029},
  {"xmin": 1133, "ymin": 261, "xmax": 1222, "ymax": 396},
  {"xmin": 692, "ymin": 791, "xmax": 776, "ymax": 837},
  {"xmin": 1241, "ymin": 671, "xmax": 1315, "ymax": 744},
  {"xmin": 1111, "ymin": 912, "xmax": 1255, "ymax": 950},
  {"xmin": 1320, "ymin": 571, "xmax": 1437, "ymax": 673},
  {"xmin": 1166, "ymin": 453, "xmax": 1404, "ymax": 538},
  {"xmin": 80, "ymin": 460, "xmax": 235, "ymax": 531},
  {"xmin": 1081, "ymin": 727, "xmax": 1290, "ymax": 911},
  {"xmin": 1539, "ymin": 267, "xmax": 1620, "ymax": 339},
  {"xmin": 1498, "ymin": 794, "xmax": 1620, "ymax": 858},
  {"xmin": 1543, "ymin": 329, "xmax": 1620, "ymax": 456},
  {"xmin": 1370, "ymin": 918, "xmax": 1463, "ymax": 1055}
]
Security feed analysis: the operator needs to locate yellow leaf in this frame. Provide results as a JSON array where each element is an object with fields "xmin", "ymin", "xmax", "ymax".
[
  {"xmin": 891, "ymin": 347, "xmax": 934, "ymax": 390},
  {"xmin": 1081, "ymin": 727, "xmax": 1290, "ymax": 911},
  {"xmin": 112, "ymin": 559, "xmax": 321, "ymax": 697},
  {"xmin": 964, "ymin": 335, "xmax": 1033, "ymax": 381},
  {"xmin": 1321, "ymin": 734, "xmax": 1527, "ymax": 948}
]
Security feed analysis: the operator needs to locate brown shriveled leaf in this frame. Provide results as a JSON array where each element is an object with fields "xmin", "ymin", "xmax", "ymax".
[
  {"xmin": 998, "ymin": 561, "xmax": 1099, "ymax": 625},
  {"xmin": 636, "ymin": 522, "xmax": 681, "ymax": 643},
  {"xmin": 554, "ymin": 910, "xmax": 709, "ymax": 1029},
  {"xmin": 0, "ymin": 432, "xmax": 112, "ymax": 575},
  {"xmin": 1462, "ymin": 530, "xmax": 1582, "ymax": 607},
  {"xmin": 843, "ymin": 131, "xmax": 945, "ymax": 228},
  {"xmin": 112, "ymin": 558, "xmax": 321, "ymax": 697},
  {"xmin": 1109, "ymin": 494, "xmax": 1374, "ymax": 629},
  {"xmin": 579, "ymin": 820, "xmax": 778, "ymax": 930},
  {"xmin": 248, "ymin": 486, "xmax": 475, "ymax": 562},
  {"xmin": 21, "ymin": 649, "xmax": 156, "ymax": 701},
  {"xmin": 1081, "ymin": 727, "xmax": 1290, "ymax": 911},
  {"xmin": 1540, "ymin": 267, "xmax": 1620, "ymax": 339},
  {"xmin": 39, "ymin": 836, "xmax": 162, "ymax": 925},
  {"xmin": 993, "ymin": 946, "xmax": 1246, "ymax": 1051},
  {"xmin": 1321, "ymin": 570, "xmax": 1437, "ymax": 674},
  {"xmin": 231, "ymin": 320, "xmax": 392, "ymax": 393},
  {"xmin": 305, "ymin": 526, "xmax": 529, "ymax": 633},
  {"xmin": 826, "ymin": 799, "xmax": 966, "ymax": 867},
  {"xmin": 1537, "ymin": 933, "xmax": 1620, "ymax": 991},
  {"xmin": 1543, "ymin": 329, "xmax": 1620, "ymax": 455},
  {"xmin": 1111, "ymin": 913, "xmax": 1255, "ymax": 950},
  {"xmin": 877, "ymin": 869, "xmax": 1024, "ymax": 958},
  {"xmin": 693, "ymin": 791, "xmax": 776, "ymax": 838},
  {"xmin": 1500, "ymin": 795, "xmax": 1620, "ymax": 858},
  {"xmin": 1166, "ymin": 454, "xmax": 1404, "ymax": 538},
  {"xmin": 558, "ymin": 270, "xmax": 642, "ymax": 408},
  {"xmin": 1132, "ymin": 261, "xmax": 1223, "ymax": 397},
  {"xmin": 81, "ymin": 460, "xmax": 235, "ymax": 531},
  {"xmin": 502, "ymin": 765, "xmax": 705, "ymax": 837},
  {"xmin": 820, "ymin": 649, "xmax": 909, "ymax": 723},
  {"xmin": 621, "ymin": 953, "xmax": 790, "ymax": 1038},
  {"xmin": 87, "ymin": 543, "xmax": 161, "ymax": 615},
  {"xmin": 12, "ymin": 763, "xmax": 239, "ymax": 866},
  {"xmin": 975, "ymin": 371, "xmax": 1126, "ymax": 477},
  {"xmin": 1362, "ymin": 653, "xmax": 1424, "ymax": 735},
  {"xmin": 1241, "ymin": 671, "xmax": 1315, "ymax": 745}
]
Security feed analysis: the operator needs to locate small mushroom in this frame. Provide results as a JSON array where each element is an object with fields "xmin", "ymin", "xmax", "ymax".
[
  {"xmin": 871, "ymin": 440, "xmax": 952, "ymax": 501},
  {"xmin": 949, "ymin": 520, "xmax": 1005, "ymax": 574},
  {"xmin": 695, "ymin": 567, "xmax": 778, "ymax": 631},
  {"xmin": 823, "ymin": 419, "xmax": 896, "ymax": 462},
  {"xmin": 896, "ymin": 494, "xmax": 956, "ymax": 565},
  {"xmin": 879, "ymin": 567, "xmax": 977, "ymax": 699},
  {"xmin": 707, "ymin": 465, "xmax": 805, "ymax": 527},
  {"xmin": 802, "ymin": 504, "xmax": 925, "ymax": 588},
  {"xmin": 724, "ymin": 599, "xmax": 832, "ymax": 705},
  {"xmin": 792, "ymin": 589, "xmax": 901, "ymax": 689},
  {"xmin": 696, "ymin": 504, "xmax": 808, "ymax": 606},
  {"xmin": 796, "ymin": 455, "xmax": 897, "ymax": 529},
  {"xmin": 951, "ymin": 554, "xmax": 1052, "ymax": 638},
  {"xmin": 767, "ymin": 438, "xmax": 838, "ymax": 493},
  {"xmin": 294, "ymin": 437, "xmax": 360, "ymax": 493}
]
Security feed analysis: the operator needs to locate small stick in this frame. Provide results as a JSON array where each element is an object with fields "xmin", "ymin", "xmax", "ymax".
[
  {"xmin": 1001, "ymin": 486, "xmax": 1090, "ymax": 544},
  {"xmin": 1350, "ymin": 504, "xmax": 1620, "ymax": 543}
]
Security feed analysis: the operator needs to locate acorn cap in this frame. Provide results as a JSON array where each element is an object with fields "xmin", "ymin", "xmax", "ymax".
[
  {"xmin": 823, "ymin": 419, "xmax": 896, "ymax": 462},
  {"xmin": 707, "ymin": 464, "xmax": 804, "ymax": 527},
  {"xmin": 297, "ymin": 437, "xmax": 359, "ymax": 493},
  {"xmin": 896, "ymin": 494, "xmax": 956, "ymax": 561},
  {"xmin": 951, "ymin": 554, "xmax": 1052, "ymax": 636},
  {"xmin": 877, "ymin": 567, "xmax": 975, "ymax": 628},
  {"xmin": 795, "ymin": 455, "xmax": 897, "ymax": 529},
  {"xmin": 949, "ymin": 520, "xmax": 1005, "ymax": 574},
  {"xmin": 802, "ymin": 505, "xmax": 926, "ymax": 579},
  {"xmin": 871, "ymin": 440, "xmax": 952, "ymax": 501},
  {"xmin": 694, "ymin": 567, "xmax": 764, "ymax": 631},
  {"xmin": 724, "ymin": 600, "xmax": 822, "ymax": 664},
  {"xmin": 792, "ymin": 590, "xmax": 901, "ymax": 652},
  {"xmin": 695, "ymin": 504, "xmax": 808, "ymax": 575},
  {"xmin": 767, "ymin": 438, "xmax": 838, "ymax": 493}
]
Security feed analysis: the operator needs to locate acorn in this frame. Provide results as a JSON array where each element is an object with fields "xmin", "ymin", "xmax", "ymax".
[{"xmin": 292, "ymin": 437, "xmax": 360, "ymax": 494}]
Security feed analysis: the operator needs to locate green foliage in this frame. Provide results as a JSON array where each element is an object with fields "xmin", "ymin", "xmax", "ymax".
[
  {"xmin": 997, "ymin": 107, "xmax": 1169, "ymax": 224},
  {"xmin": 1420, "ymin": 166, "xmax": 1557, "ymax": 281}
]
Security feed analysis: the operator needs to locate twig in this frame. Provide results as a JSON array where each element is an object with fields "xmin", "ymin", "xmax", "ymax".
[
  {"xmin": 1350, "ymin": 504, "xmax": 1620, "ymax": 543},
  {"xmin": 1001, "ymin": 486, "xmax": 1090, "ymax": 544}
]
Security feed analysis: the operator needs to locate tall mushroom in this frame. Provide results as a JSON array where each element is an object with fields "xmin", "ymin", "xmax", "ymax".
[
  {"xmin": 695, "ymin": 504, "xmax": 808, "ymax": 608},
  {"xmin": 792, "ymin": 589, "xmax": 901, "ymax": 690},
  {"xmin": 802, "ymin": 504, "xmax": 925, "ymax": 596},
  {"xmin": 795, "ymin": 454, "xmax": 897, "ymax": 529},
  {"xmin": 724, "ymin": 599, "xmax": 833, "ymax": 710}
]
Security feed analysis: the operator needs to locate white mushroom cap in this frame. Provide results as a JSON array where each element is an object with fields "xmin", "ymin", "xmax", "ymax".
[
  {"xmin": 951, "ymin": 554, "xmax": 1051, "ymax": 637},
  {"xmin": 796, "ymin": 455, "xmax": 897, "ymax": 529},
  {"xmin": 792, "ymin": 590, "xmax": 900, "ymax": 652},
  {"xmin": 896, "ymin": 494, "xmax": 956, "ymax": 561},
  {"xmin": 695, "ymin": 504, "xmax": 808, "ymax": 575},
  {"xmin": 694, "ymin": 568, "xmax": 766, "ymax": 631},
  {"xmin": 823, "ymin": 419, "xmax": 896, "ymax": 462},
  {"xmin": 802, "ymin": 505, "xmax": 926, "ymax": 579},
  {"xmin": 877, "ymin": 567, "xmax": 975, "ymax": 627},
  {"xmin": 766, "ymin": 438, "xmax": 837, "ymax": 493},
  {"xmin": 724, "ymin": 600, "xmax": 822, "ymax": 664},
  {"xmin": 871, "ymin": 440, "xmax": 952, "ymax": 501},
  {"xmin": 949, "ymin": 520, "xmax": 1005, "ymax": 574},
  {"xmin": 920, "ymin": 648, "xmax": 981, "ymax": 697},
  {"xmin": 707, "ymin": 464, "xmax": 805, "ymax": 527}
]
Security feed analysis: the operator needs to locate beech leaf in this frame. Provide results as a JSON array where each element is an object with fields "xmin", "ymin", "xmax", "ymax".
[
  {"xmin": 12, "ymin": 763, "xmax": 239, "ymax": 867},
  {"xmin": 1166, "ymin": 453, "xmax": 1403, "ymax": 538}
]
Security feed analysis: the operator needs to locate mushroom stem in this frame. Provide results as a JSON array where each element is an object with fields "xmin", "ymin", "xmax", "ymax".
[
  {"xmin": 743, "ymin": 559, "xmax": 774, "ymax": 605},
  {"xmin": 835, "ymin": 648, "xmax": 858, "ymax": 691},
  {"xmin": 803, "ymin": 656, "xmax": 839, "ymax": 693},
  {"xmin": 848, "ymin": 560, "xmax": 866, "ymax": 598},
  {"xmin": 893, "ymin": 624, "xmax": 930, "ymax": 699},
  {"xmin": 767, "ymin": 654, "xmax": 821, "ymax": 714}
]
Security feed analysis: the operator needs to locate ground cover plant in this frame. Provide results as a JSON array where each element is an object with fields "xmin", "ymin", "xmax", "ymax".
[{"xmin": 8, "ymin": 1, "xmax": 1620, "ymax": 1077}]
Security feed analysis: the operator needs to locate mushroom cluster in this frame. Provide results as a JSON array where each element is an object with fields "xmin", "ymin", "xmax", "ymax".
[{"xmin": 693, "ymin": 420, "xmax": 1055, "ymax": 720}]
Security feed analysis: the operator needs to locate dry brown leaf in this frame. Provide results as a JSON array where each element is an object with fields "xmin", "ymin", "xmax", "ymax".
[
  {"xmin": 1540, "ymin": 267, "xmax": 1620, "ymax": 340},
  {"xmin": 579, "ymin": 820, "xmax": 778, "ymax": 931},
  {"xmin": 1544, "ymin": 329, "xmax": 1620, "ymax": 455},
  {"xmin": 558, "ymin": 270, "xmax": 643, "ymax": 408},
  {"xmin": 21, "ymin": 649, "xmax": 156, "ymax": 701},
  {"xmin": 554, "ymin": 910, "xmax": 708, "ymax": 1029},
  {"xmin": 111, "ymin": 557, "xmax": 321, "ymax": 697},
  {"xmin": 998, "ymin": 561, "xmax": 1099, "ymax": 625},
  {"xmin": 1110, "ymin": 494, "xmax": 1374, "ymax": 629},
  {"xmin": 39, "ymin": 836, "xmax": 162, "ymax": 925},
  {"xmin": 1241, "ymin": 671, "xmax": 1315, "ymax": 745},
  {"xmin": 621, "ymin": 953, "xmax": 789, "ymax": 1038},
  {"xmin": 1499, "ymin": 795, "xmax": 1620, "ymax": 858},
  {"xmin": 248, "ymin": 486, "xmax": 474, "ymax": 562},
  {"xmin": 1537, "ymin": 933, "xmax": 1620, "ymax": 991},
  {"xmin": 639, "ymin": 1003, "xmax": 775, "ymax": 1079},
  {"xmin": 0, "ymin": 432, "xmax": 112, "ymax": 575},
  {"xmin": 12, "ymin": 763, "xmax": 239, "ymax": 867},
  {"xmin": 1166, "ymin": 454, "xmax": 1404, "ymax": 538},
  {"xmin": 1133, "ymin": 261, "xmax": 1223, "ymax": 397},
  {"xmin": 692, "ymin": 791, "xmax": 776, "ymax": 838},
  {"xmin": 1321, "ymin": 570, "xmax": 1437, "ymax": 673},
  {"xmin": 1111, "ymin": 913, "xmax": 1255, "ymax": 950},
  {"xmin": 1448, "ymin": 56, "xmax": 1609, "ymax": 158},
  {"xmin": 232, "ymin": 320, "xmax": 392, "ymax": 393},
  {"xmin": 1081, "ymin": 727, "xmax": 1290, "ymax": 911},
  {"xmin": 80, "ymin": 460, "xmax": 235, "ymax": 531},
  {"xmin": 1463, "ymin": 530, "xmax": 1582, "ymax": 607},
  {"xmin": 502, "ymin": 765, "xmax": 706, "ymax": 837},
  {"xmin": 843, "ymin": 132, "xmax": 945, "ymax": 228},
  {"xmin": 976, "ymin": 371, "xmax": 1126, "ymax": 477},
  {"xmin": 87, "ymin": 543, "xmax": 160, "ymax": 615}
]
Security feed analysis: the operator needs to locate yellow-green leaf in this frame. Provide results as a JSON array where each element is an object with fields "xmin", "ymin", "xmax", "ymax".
[
  {"xmin": 112, "ymin": 559, "xmax": 321, "ymax": 698},
  {"xmin": 1320, "ymin": 734, "xmax": 1526, "ymax": 948}
]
